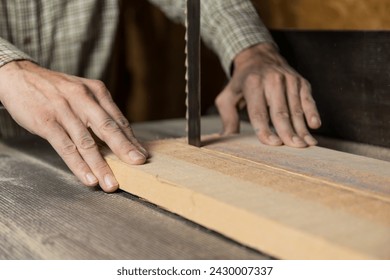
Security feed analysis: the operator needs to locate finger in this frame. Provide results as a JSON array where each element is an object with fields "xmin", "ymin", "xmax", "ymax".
[
  {"xmin": 300, "ymin": 79, "xmax": 322, "ymax": 129},
  {"xmin": 265, "ymin": 73, "xmax": 307, "ymax": 148},
  {"xmin": 91, "ymin": 115, "xmax": 146, "ymax": 165},
  {"xmin": 82, "ymin": 80, "xmax": 148, "ymax": 157},
  {"xmin": 285, "ymin": 75, "xmax": 317, "ymax": 146},
  {"xmin": 69, "ymin": 86, "xmax": 147, "ymax": 166},
  {"xmin": 56, "ymin": 103, "xmax": 119, "ymax": 192},
  {"xmin": 81, "ymin": 103, "xmax": 146, "ymax": 165},
  {"xmin": 215, "ymin": 85, "xmax": 241, "ymax": 135},
  {"xmin": 44, "ymin": 120, "xmax": 100, "ymax": 188},
  {"xmin": 242, "ymin": 75, "xmax": 282, "ymax": 146}
]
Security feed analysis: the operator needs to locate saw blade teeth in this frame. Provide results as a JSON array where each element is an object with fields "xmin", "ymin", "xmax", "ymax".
[
  {"xmin": 185, "ymin": 0, "xmax": 189, "ymax": 132},
  {"xmin": 185, "ymin": 0, "xmax": 201, "ymax": 146}
]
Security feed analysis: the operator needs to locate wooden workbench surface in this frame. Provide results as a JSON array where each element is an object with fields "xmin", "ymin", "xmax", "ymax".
[
  {"xmin": 0, "ymin": 118, "xmax": 269, "ymax": 260},
  {"xmin": 1, "ymin": 116, "xmax": 389, "ymax": 259}
]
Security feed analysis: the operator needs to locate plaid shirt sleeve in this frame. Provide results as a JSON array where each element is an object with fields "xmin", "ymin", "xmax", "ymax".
[
  {"xmin": 0, "ymin": 1, "xmax": 119, "ymax": 79},
  {"xmin": 0, "ymin": 37, "xmax": 36, "ymax": 68},
  {"xmin": 149, "ymin": 0, "xmax": 275, "ymax": 76}
]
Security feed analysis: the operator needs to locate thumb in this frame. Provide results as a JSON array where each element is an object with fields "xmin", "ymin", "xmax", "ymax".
[{"xmin": 214, "ymin": 84, "xmax": 242, "ymax": 135}]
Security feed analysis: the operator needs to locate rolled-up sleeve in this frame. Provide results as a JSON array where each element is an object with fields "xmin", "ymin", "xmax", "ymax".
[{"xmin": 148, "ymin": 0, "xmax": 274, "ymax": 75}]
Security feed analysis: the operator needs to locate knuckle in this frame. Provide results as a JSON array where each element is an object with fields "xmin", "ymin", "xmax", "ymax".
[
  {"xmin": 39, "ymin": 113, "xmax": 56, "ymax": 125},
  {"xmin": 215, "ymin": 93, "xmax": 229, "ymax": 109},
  {"xmin": 274, "ymin": 110, "xmax": 290, "ymax": 120},
  {"xmin": 68, "ymin": 82, "xmax": 95, "ymax": 99},
  {"xmin": 51, "ymin": 96, "xmax": 68, "ymax": 110},
  {"xmin": 61, "ymin": 142, "xmax": 78, "ymax": 156},
  {"xmin": 244, "ymin": 73, "xmax": 262, "ymax": 87},
  {"xmin": 100, "ymin": 118, "xmax": 120, "ymax": 132},
  {"xmin": 251, "ymin": 111, "xmax": 269, "ymax": 122},
  {"xmin": 286, "ymin": 75, "xmax": 300, "ymax": 88},
  {"xmin": 117, "ymin": 117, "xmax": 131, "ymax": 129},
  {"xmin": 78, "ymin": 135, "xmax": 96, "ymax": 150},
  {"xmin": 268, "ymin": 72, "xmax": 284, "ymax": 84},
  {"xmin": 292, "ymin": 109, "xmax": 304, "ymax": 118},
  {"xmin": 37, "ymin": 117, "xmax": 57, "ymax": 136},
  {"xmin": 215, "ymin": 89, "xmax": 239, "ymax": 108},
  {"xmin": 91, "ymin": 79, "xmax": 107, "ymax": 91},
  {"xmin": 91, "ymin": 80, "xmax": 112, "ymax": 100},
  {"xmin": 69, "ymin": 82, "xmax": 87, "ymax": 93},
  {"xmin": 215, "ymin": 94, "xmax": 225, "ymax": 107}
]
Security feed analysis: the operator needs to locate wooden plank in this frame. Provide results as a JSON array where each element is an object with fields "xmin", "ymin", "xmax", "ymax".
[
  {"xmin": 0, "ymin": 139, "xmax": 267, "ymax": 259},
  {"xmin": 102, "ymin": 132, "xmax": 390, "ymax": 260}
]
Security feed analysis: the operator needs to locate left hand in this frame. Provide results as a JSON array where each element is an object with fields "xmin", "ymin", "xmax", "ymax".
[{"xmin": 215, "ymin": 43, "xmax": 321, "ymax": 147}]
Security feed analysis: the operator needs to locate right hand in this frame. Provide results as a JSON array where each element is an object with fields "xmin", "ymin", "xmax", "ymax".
[
  {"xmin": 0, "ymin": 60, "xmax": 148, "ymax": 192},
  {"xmin": 215, "ymin": 43, "xmax": 321, "ymax": 147}
]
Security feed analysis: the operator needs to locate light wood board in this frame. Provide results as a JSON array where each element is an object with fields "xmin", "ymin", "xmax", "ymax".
[{"xmin": 102, "ymin": 132, "xmax": 390, "ymax": 260}]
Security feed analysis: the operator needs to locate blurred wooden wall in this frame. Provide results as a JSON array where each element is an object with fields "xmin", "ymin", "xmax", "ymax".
[
  {"xmin": 111, "ymin": 0, "xmax": 390, "ymax": 123},
  {"xmin": 255, "ymin": 0, "xmax": 390, "ymax": 30}
]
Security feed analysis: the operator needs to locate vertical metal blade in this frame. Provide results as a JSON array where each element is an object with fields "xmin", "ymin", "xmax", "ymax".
[{"xmin": 185, "ymin": 0, "xmax": 201, "ymax": 147}]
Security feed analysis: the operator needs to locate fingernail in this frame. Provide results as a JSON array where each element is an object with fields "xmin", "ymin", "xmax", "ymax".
[
  {"xmin": 311, "ymin": 116, "xmax": 321, "ymax": 127},
  {"xmin": 129, "ymin": 150, "xmax": 146, "ymax": 162},
  {"xmin": 304, "ymin": 135, "xmax": 318, "ymax": 146},
  {"xmin": 292, "ymin": 136, "xmax": 306, "ymax": 146},
  {"xmin": 104, "ymin": 174, "xmax": 118, "ymax": 190},
  {"xmin": 86, "ymin": 173, "xmax": 98, "ymax": 185}
]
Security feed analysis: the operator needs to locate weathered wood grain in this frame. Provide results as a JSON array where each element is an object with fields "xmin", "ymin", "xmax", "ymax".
[
  {"xmin": 0, "ymin": 138, "xmax": 268, "ymax": 259},
  {"xmin": 103, "ymin": 132, "xmax": 390, "ymax": 260}
]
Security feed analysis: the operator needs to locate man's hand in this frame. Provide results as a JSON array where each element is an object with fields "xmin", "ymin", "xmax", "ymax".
[
  {"xmin": 0, "ymin": 61, "xmax": 148, "ymax": 192},
  {"xmin": 215, "ymin": 43, "xmax": 321, "ymax": 147}
]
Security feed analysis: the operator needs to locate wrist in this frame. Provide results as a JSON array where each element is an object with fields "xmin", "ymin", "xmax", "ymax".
[
  {"xmin": 0, "ymin": 60, "xmax": 35, "ymax": 103},
  {"xmin": 233, "ymin": 42, "xmax": 281, "ymax": 72}
]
